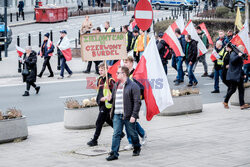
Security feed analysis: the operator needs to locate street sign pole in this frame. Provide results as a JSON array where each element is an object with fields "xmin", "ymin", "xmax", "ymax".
[
  {"xmin": 4, "ymin": 0, "xmax": 8, "ymax": 58},
  {"xmin": 110, "ymin": 0, "xmax": 112, "ymax": 27},
  {"xmin": 144, "ymin": 31, "xmax": 147, "ymax": 50}
]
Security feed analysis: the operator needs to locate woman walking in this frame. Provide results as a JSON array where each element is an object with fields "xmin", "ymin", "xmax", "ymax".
[{"xmin": 22, "ymin": 46, "xmax": 40, "ymax": 96}]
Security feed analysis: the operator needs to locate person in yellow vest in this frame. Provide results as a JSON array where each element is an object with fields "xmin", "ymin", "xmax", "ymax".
[
  {"xmin": 136, "ymin": 29, "xmax": 149, "ymax": 62},
  {"xmin": 123, "ymin": 56, "xmax": 147, "ymax": 150},
  {"xmin": 130, "ymin": 28, "xmax": 140, "ymax": 63},
  {"xmin": 87, "ymin": 62, "xmax": 119, "ymax": 146}
]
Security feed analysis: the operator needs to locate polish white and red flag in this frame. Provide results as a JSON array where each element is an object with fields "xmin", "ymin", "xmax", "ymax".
[
  {"xmin": 58, "ymin": 36, "xmax": 72, "ymax": 61},
  {"xmin": 231, "ymin": 20, "xmax": 250, "ymax": 64},
  {"xmin": 210, "ymin": 49, "xmax": 220, "ymax": 62},
  {"xmin": 162, "ymin": 17, "xmax": 185, "ymax": 57},
  {"xmin": 183, "ymin": 20, "xmax": 208, "ymax": 56},
  {"xmin": 199, "ymin": 22, "xmax": 213, "ymax": 45},
  {"xmin": 16, "ymin": 45, "xmax": 25, "ymax": 57},
  {"xmin": 133, "ymin": 37, "xmax": 173, "ymax": 121}
]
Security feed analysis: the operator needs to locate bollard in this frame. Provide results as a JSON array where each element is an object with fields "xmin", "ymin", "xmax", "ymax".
[
  {"xmin": 28, "ymin": 34, "xmax": 31, "ymax": 46},
  {"xmin": 171, "ymin": 8, "xmax": 173, "ymax": 17},
  {"xmin": 120, "ymin": 26, "xmax": 122, "ymax": 32},
  {"xmin": 17, "ymin": 36, "xmax": 22, "ymax": 73},
  {"xmin": 22, "ymin": 12, "xmax": 25, "ymax": 20},
  {"xmin": 188, "ymin": 10, "xmax": 190, "ymax": 21},
  {"xmin": 166, "ymin": 17, "xmax": 168, "ymax": 20},
  {"xmin": 78, "ymin": 30, "xmax": 80, "ymax": 45},
  {"xmin": 34, "ymin": 11, "xmax": 36, "ymax": 20},
  {"xmin": 16, "ymin": 12, "xmax": 19, "ymax": 21},
  {"xmin": 57, "ymin": 55, "xmax": 61, "ymax": 70},
  {"xmin": 157, "ymin": 19, "xmax": 159, "ymax": 22},
  {"xmin": 0, "ymin": 50, "xmax": 2, "ymax": 61},
  {"xmin": 169, "ymin": 16, "xmax": 171, "ymax": 20},
  {"xmin": 10, "ymin": 13, "xmax": 12, "ymax": 22},
  {"xmin": 50, "ymin": 30, "xmax": 53, "ymax": 41},
  {"xmin": 75, "ymin": 38, "xmax": 77, "ymax": 48},
  {"xmin": 39, "ymin": 32, "xmax": 41, "ymax": 47}
]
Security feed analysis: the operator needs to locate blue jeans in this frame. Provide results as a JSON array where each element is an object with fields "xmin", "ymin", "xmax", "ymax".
[
  {"xmin": 176, "ymin": 56, "xmax": 184, "ymax": 81},
  {"xmin": 214, "ymin": 69, "xmax": 223, "ymax": 91},
  {"xmin": 125, "ymin": 122, "xmax": 145, "ymax": 144},
  {"xmin": 92, "ymin": 0, "xmax": 95, "ymax": 7},
  {"xmin": 111, "ymin": 114, "xmax": 141, "ymax": 157},
  {"xmin": 244, "ymin": 63, "xmax": 250, "ymax": 82},
  {"xmin": 60, "ymin": 57, "xmax": 72, "ymax": 77},
  {"xmin": 187, "ymin": 63, "xmax": 198, "ymax": 84}
]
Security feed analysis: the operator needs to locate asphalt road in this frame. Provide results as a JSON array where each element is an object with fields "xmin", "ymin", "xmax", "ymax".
[{"xmin": 0, "ymin": 65, "xmax": 227, "ymax": 126}]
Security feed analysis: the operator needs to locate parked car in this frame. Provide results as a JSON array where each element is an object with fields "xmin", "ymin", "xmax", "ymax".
[
  {"xmin": 152, "ymin": 0, "xmax": 193, "ymax": 10},
  {"xmin": 0, "ymin": 22, "xmax": 12, "ymax": 50}
]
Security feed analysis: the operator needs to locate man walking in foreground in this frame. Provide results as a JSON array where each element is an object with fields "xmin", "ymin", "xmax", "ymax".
[{"xmin": 106, "ymin": 66, "xmax": 141, "ymax": 161}]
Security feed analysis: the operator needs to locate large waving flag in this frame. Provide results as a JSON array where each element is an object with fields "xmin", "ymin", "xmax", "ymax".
[
  {"xmin": 199, "ymin": 22, "xmax": 213, "ymax": 45},
  {"xmin": 61, "ymin": 49, "xmax": 72, "ymax": 61},
  {"xmin": 163, "ymin": 26, "xmax": 184, "ymax": 57},
  {"xmin": 183, "ymin": 20, "xmax": 208, "ymax": 56},
  {"xmin": 170, "ymin": 16, "xmax": 185, "ymax": 33},
  {"xmin": 133, "ymin": 37, "xmax": 173, "ymax": 121},
  {"xmin": 231, "ymin": 20, "xmax": 250, "ymax": 64},
  {"xmin": 16, "ymin": 45, "xmax": 25, "ymax": 57}
]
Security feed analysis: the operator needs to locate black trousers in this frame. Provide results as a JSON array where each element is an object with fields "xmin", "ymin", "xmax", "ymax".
[
  {"xmin": 26, "ymin": 82, "xmax": 36, "ymax": 91},
  {"xmin": 93, "ymin": 110, "xmax": 113, "ymax": 141},
  {"xmin": 224, "ymin": 79, "xmax": 245, "ymax": 106},
  {"xmin": 39, "ymin": 57, "xmax": 53, "ymax": 76},
  {"xmin": 133, "ymin": 51, "xmax": 140, "ymax": 63},
  {"xmin": 86, "ymin": 61, "xmax": 101, "ymax": 73}
]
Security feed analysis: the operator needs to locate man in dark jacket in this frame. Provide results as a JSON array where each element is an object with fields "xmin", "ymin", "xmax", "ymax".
[
  {"xmin": 18, "ymin": 0, "xmax": 24, "ymax": 18},
  {"xmin": 38, "ymin": 33, "xmax": 54, "ymax": 78},
  {"xmin": 221, "ymin": 45, "xmax": 231, "ymax": 88},
  {"xmin": 157, "ymin": 32, "xmax": 169, "ymax": 75},
  {"xmin": 174, "ymin": 28, "xmax": 186, "ymax": 85},
  {"xmin": 87, "ymin": 63, "xmax": 115, "ymax": 147},
  {"xmin": 22, "ymin": 46, "xmax": 40, "ymax": 96},
  {"xmin": 106, "ymin": 66, "xmax": 141, "ymax": 161},
  {"xmin": 223, "ymin": 45, "xmax": 250, "ymax": 110},
  {"xmin": 196, "ymin": 26, "xmax": 209, "ymax": 77},
  {"xmin": 185, "ymin": 35, "xmax": 198, "ymax": 87}
]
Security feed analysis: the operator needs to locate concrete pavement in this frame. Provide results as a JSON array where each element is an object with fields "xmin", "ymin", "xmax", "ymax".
[{"xmin": 0, "ymin": 102, "xmax": 250, "ymax": 167}]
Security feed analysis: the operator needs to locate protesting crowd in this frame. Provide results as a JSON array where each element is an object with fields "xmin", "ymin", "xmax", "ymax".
[{"xmin": 17, "ymin": 13, "xmax": 250, "ymax": 161}]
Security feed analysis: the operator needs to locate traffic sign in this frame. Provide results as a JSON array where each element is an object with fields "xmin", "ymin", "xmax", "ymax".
[{"xmin": 134, "ymin": 0, "xmax": 153, "ymax": 31}]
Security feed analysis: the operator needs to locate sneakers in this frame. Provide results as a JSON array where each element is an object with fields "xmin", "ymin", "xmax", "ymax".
[
  {"xmin": 58, "ymin": 76, "xmax": 64, "ymax": 79},
  {"xmin": 35, "ymin": 86, "xmax": 40, "ymax": 94},
  {"xmin": 48, "ymin": 74, "xmax": 54, "ymax": 77},
  {"xmin": 67, "ymin": 73, "xmax": 73, "ymax": 78},
  {"xmin": 240, "ymin": 104, "xmax": 250, "ymax": 110},
  {"xmin": 37, "ymin": 74, "xmax": 42, "ymax": 78},
  {"xmin": 87, "ymin": 139, "xmax": 98, "ymax": 147},
  {"xmin": 201, "ymin": 72, "xmax": 208, "ymax": 77},
  {"xmin": 223, "ymin": 102, "xmax": 229, "ymax": 109},
  {"xmin": 132, "ymin": 147, "xmax": 141, "ymax": 156},
  {"xmin": 187, "ymin": 83, "xmax": 193, "ymax": 87},
  {"xmin": 141, "ymin": 132, "xmax": 147, "ymax": 145},
  {"xmin": 22, "ymin": 91, "xmax": 29, "ymax": 96},
  {"xmin": 83, "ymin": 70, "xmax": 90, "ymax": 74},
  {"xmin": 211, "ymin": 90, "xmax": 220, "ymax": 93},
  {"xmin": 106, "ymin": 154, "xmax": 118, "ymax": 161},
  {"xmin": 124, "ymin": 144, "xmax": 133, "ymax": 150},
  {"xmin": 193, "ymin": 82, "xmax": 198, "ymax": 86}
]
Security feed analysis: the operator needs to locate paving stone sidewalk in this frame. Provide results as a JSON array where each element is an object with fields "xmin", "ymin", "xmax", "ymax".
[{"xmin": 0, "ymin": 102, "xmax": 250, "ymax": 167}]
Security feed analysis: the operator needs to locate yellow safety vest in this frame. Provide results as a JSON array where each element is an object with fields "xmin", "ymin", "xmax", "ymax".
[
  {"xmin": 106, "ymin": 27, "xmax": 113, "ymax": 33},
  {"xmin": 217, "ymin": 48, "xmax": 228, "ymax": 66},
  {"xmin": 131, "ymin": 36, "xmax": 139, "ymax": 52},
  {"xmin": 97, "ymin": 77, "xmax": 114, "ymax": 109}
]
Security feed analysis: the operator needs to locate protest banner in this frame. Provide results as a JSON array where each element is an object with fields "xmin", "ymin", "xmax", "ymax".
[{"xmin": 81, "ymin": 32, "xmax": 127, "ymax": 61}]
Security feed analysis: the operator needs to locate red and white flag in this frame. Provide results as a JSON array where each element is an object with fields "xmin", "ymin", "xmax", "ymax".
[
  {"xmin": 170, "ymin": 16, "xmax": 185, "ymax": 33},
  {"xmin": 61, "ymin": 48, "xmax": 72, "ymax": 61},
  {"xmin": 133, "ymin": 37, "xmax": 173, "ymax": 121},
  {"xmin": 16, "ymin": 45, "xmax": 25, "ymax": 57},
  {"xmin": 231, "ymin": 21, "xmax": 250, "ymax": 64},
  {"xmin": 108, "ymin": 60, "xmax": 121, "ymax": 82},
  {"xmin": 183, "ymin": 20, "xmax": 208, "ymax": 56},
  {"xmin": 199, "ymin": 22, "xmax": 213, "ymax": 45},
  {"xmin": 210, "ymin": 49, "xmax": 220, "ymax": 62},
  {"xmin": 163, "ymin": 26, "xmax": 184, "ymax": 57}
]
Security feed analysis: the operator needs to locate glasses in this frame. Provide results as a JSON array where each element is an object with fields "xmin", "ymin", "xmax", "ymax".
[{"xmin": 116, "ymin": 72, "xmax": 124, "ymax": 75}]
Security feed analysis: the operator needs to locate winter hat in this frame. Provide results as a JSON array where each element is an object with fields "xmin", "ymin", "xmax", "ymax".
[{"xmin": 44, "ymin": 33, "xmax": 50, "ymax": 38}]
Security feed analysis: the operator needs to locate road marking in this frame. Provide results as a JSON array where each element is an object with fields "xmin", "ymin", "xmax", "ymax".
[
  {"xmin": 0, "ymin": 78, "xmax": 87, "ymax": 88},
  {"xmin": 59, "ymin": 93, "xmax": 96, "ymax": 99}
]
